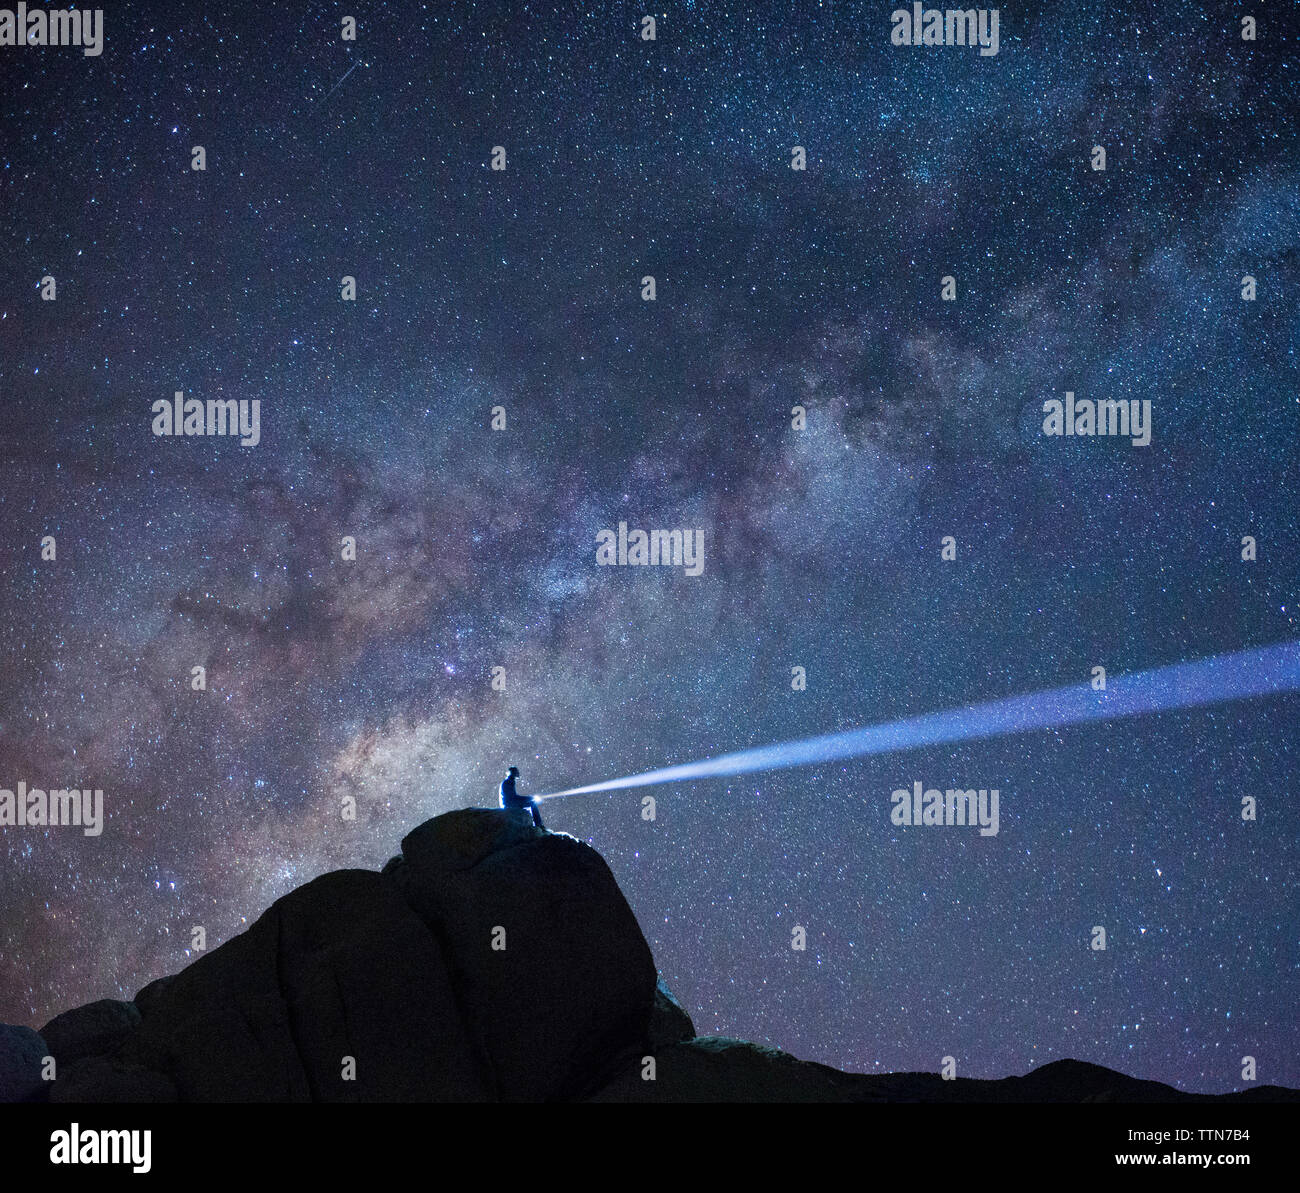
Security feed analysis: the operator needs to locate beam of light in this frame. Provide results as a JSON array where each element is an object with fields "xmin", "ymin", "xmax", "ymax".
[{"xmin": 535, "ymin": 639, "xmax": 1300, "ymax": 801}]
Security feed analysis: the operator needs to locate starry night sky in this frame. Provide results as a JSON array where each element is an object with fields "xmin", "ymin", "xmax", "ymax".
[{"xmin": 1, "ymin": 1, "xmax": 1297, "ymax": 1094}]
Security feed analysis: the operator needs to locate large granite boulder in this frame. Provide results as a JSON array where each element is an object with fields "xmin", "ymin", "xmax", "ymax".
[
  {"xmin": 117, "ymin": 866, "xmax": 487, "ymax": 1101},
  {"xmin": 385, "ymin": 808, "xmax": 658, "ymax": 1100},
  {"xmin": 30, "ymin": 809, "xmax": 658, "ymax": 1103}
]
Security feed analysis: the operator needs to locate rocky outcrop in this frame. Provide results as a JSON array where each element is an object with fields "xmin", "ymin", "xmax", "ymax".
[
  {"xmin": 40, "ymin": 999, "xmax": 140, "ymax": 1068},
  {"xmin": 589, "ymin": 1037, "xmax": 874, "ymax": 1102},
  {"xmin": 2, "ymin": 809, "xmax": 1296, "ymax": 1103},
  {"xmin": 0, "ymin": 1024, "xmax": 47, "ymax": 1103},
  {"xmin": 26, "ymin": 809, "xmax": 657, "ymax": 1103},
  {"xmin": 382, "ymin": 810, "xmax": 655, "ymax": 1100},
  {"xmin": 648, "ymin": 976, "xmax": 695, "ymax": 1048}
]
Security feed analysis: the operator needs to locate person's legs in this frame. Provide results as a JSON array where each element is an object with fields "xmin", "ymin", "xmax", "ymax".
[{"xmin": 530, "ymin": 801, "xmax": 545, "ymax": 830}]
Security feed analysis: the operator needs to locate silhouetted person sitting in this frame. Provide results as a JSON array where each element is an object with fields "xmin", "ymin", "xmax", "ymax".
[{"xmin": 499, "ymin": 765, "xmax": 544, "ymax": 829}]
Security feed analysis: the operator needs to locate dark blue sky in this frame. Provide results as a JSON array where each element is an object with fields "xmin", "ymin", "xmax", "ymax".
[{"xmin": 1, "ymin": 0, "xmax": 1296, "ymax": 1092}]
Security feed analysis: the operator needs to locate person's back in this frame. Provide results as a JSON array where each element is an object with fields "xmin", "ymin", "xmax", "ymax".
[{"xmin": 499, "ymin": 765, "xmax": 544, "ymax": 829}]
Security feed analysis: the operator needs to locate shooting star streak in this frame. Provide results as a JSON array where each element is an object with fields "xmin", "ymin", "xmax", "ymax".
[
  {"xmin": 321, "ymin": 60, "xmax": 361, "ymax": 102},
  {"xmin": 536, "ymin": 639, "xmax": 1300, "ymax": 801}
]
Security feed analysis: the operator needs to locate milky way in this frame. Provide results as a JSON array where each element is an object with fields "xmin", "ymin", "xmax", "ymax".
[{"xmin": 1, "ymin": 1, "xmax": 1297, "ymax": 1093}]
